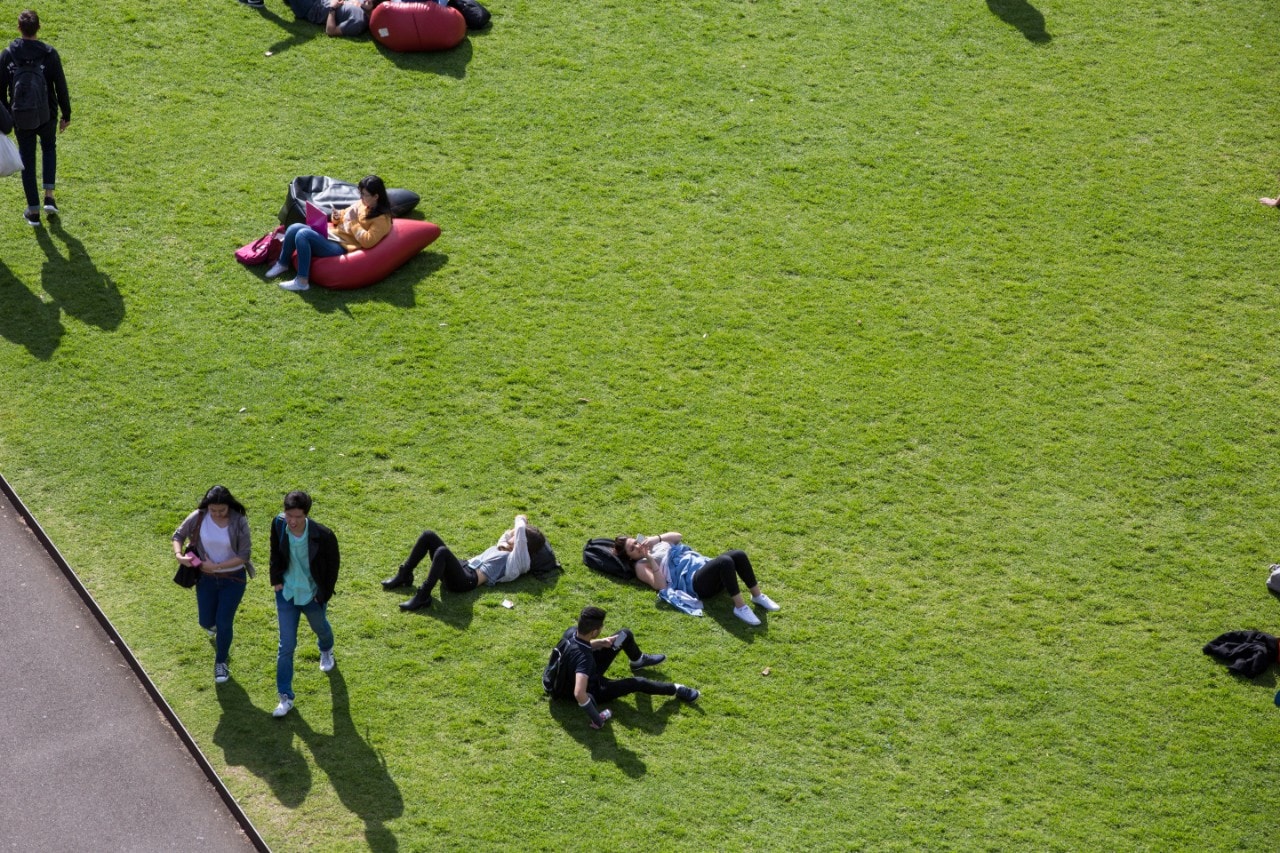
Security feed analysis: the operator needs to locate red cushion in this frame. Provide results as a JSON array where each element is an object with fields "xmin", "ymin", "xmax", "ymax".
[
  {"xmin": 370, "ymin": 3, "xmax": 467, "ymax": 52},
  {"xmin": 291, "ymin": 219, "xmax": 441, "ymax": 291}
]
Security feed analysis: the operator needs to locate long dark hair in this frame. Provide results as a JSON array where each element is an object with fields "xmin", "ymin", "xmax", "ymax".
[
  {"xmin": 358, "ymin": 174, "xmax": 391, "ymax": 221},
  {"xmin": 199, "ymin": 485, "xmax": 247, "ymax": 516}
]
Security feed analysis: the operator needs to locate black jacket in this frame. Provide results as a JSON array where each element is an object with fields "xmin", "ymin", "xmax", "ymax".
[
  {"xmin": 1203, "ymin": 630, "xmax": 1278, "ymax": 678},
  {"xmin": 0, "ymin": 38, "xmax": 71, "ymax": 123},
  {"xmin": 269, "ymin": 514, "xmax": 340, "ymax": 605}
]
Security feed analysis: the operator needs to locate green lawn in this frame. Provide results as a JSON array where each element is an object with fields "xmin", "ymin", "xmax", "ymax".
[{"xmin": 3, "ymin": 0, "xmax": 1280, "ymax": 849}]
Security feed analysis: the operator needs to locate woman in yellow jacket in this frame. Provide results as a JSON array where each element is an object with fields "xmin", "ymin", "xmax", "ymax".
[{"xmin": 267, "ymin": 174, "xmax": 393, "ymax": 292}]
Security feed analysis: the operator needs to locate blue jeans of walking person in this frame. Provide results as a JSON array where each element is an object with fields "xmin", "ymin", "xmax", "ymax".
[
  {"xmin": 16, "ymin": 116, "xmax": 57, "ymax": 209},
  {"xmin": 279, "ymin": 222, "xmax": 346, "ymax": 278},
  {"xmin": 196, "ymin": 570, "xmax": 247, "ymax": 665},
  {"xmin": 275, "ymin": 589, "xmax": 334, "ymax": 699}
]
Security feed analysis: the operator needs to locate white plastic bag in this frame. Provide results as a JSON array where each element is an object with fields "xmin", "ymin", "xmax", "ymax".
[{"xmin": 0, "ymin": 135, "xmax": 21, "ymax": 177}]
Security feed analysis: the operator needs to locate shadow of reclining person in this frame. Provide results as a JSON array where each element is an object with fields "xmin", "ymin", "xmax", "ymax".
[{"xmin": 987, "ymin": 0, "xmax": 1051, "ymax": 43}]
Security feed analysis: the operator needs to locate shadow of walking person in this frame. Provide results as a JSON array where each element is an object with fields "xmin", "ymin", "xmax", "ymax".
[
  {"xmin": 293, "ymin": 667, "xmax": 404, "ymax": 852},
  {"xmin": 0, "ymin": 259, "xmax": 63, "ymax": 359},
  {"xmin": 35, "ymin": 220, "xmax": 125, "ymax": 332},
  {"xmin": 213, "ymin": 678, "xmax": 312, "ymax": 808},
  {"xmin": 987, "ymin": 0, "xmax": 1051, "ymax": 43}
]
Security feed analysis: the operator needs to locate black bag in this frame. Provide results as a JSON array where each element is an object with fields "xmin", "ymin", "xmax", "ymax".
[
  {"xmin": 542, "ymin": 637, "xmax": 574, "ymax": 698},
  {"xmin": 582, "ymin": 537, "xmax": 633, "ymax": 580},
  {"xmin": 449, "ymin": 0, "xmax": 491, "ymax": 30},
  {"xmin": 528, "ymin": 543, "xmax": 562, "ymax": 580},
  {"xmin": 278, "ymin": 175, "xmax": 421, "ymax": 226},
  {"xmin": 8, "ymin": 41, "xmax": 51, "ymax": 131},
  {"xmin": 173, "ymin": 551, "xmax": 199, "ymax": 589}
]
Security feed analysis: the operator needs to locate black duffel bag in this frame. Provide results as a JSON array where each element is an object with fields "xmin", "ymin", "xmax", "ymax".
[
  {"xmin": 449, "ymin": 0, "xmax": 491, "ymax": 30},
  {"xmin": 278, "ymin": 175, "xmax": 421, "ymax": 225}
]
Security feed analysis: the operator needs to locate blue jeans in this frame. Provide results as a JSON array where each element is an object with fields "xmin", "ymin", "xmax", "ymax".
[
  {"xmin": 16, "ymin": 116, "xmax": 57, "ymax": 208},
  {"xmin": 195, "ymin": 570, "xmax": 247, "ymax": 665},
  {"xmin": 280, "ymin": 222, "xmax": 346, "ymax": 278},
  {"xmin": 275, "ymin": 590, "xmax": 334, "ymax": 699}
]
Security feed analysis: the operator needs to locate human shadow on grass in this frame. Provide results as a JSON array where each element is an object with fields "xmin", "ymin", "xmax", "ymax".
[
  {"xmin": 375, "ymin": 38, "xmax": 473, "ymax": 79},
  {"xmin": 293, "ymin": 667, "xmax": 404, "ymax": 853},
  {"xmin": 278, "ymin": 251, "xmax": 448, "ymax": 316},
  {"xmin": 36, "ymin": 220, "xmax": 125, "ymax": 333},
  {"xmin": 702, "ymin": 604, "xmax": 769, "ymax": 642},
  {"xmin": 213, "ymin": 678, "xmax": 312, "ymax": 808},
  {"xmin": 395, "ymin": 569, "xmax": 560, "ymax": 631},
  {"xmin": 987, "ymin": 0, "xmax": 1051, "ymax": 43},
  {"xmin": 257, "ymin": 5, "xmax": 328, "ymax": 57},
  {"xmin": 546, "ymin": 698, "xmax": 648, "ymax": 778},
  {"xmin": 0, "ymin": 259, "xmax": 63, "ymax": 359}
]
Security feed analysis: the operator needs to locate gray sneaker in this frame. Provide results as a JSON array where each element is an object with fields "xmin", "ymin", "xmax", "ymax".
[
  {"xmin": 319, "ymin": 649, "xmax": 335, "ymax": 673},
  {"xmin": 214, "ymin": 663, "xmax": 229, "ymax": 684}
]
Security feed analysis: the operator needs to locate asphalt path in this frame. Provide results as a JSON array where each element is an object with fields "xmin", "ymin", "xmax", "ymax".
[{"xmin": 0, "ymin": 483, "xmax": 262, "ymax": 852}]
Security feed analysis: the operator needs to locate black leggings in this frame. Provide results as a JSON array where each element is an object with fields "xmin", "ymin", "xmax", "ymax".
[
  {"xmin": 403, "ymin": 530, "xmax": 479, "ymax": 595},
  {"xmin": 590, "ymin": 628, "xmax": 677, "ymax": 703},
  {"xmin": 690, "ymin": 549, "xmax": 758, "ymax": 600}
]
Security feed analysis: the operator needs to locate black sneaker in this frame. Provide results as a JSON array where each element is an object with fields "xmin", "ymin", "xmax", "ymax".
[
  {"xmin": 23, "ymin": 209, "xmax": 39, "ymax": 226},
  {"xmin": 675, "ymin": 684, "xmax": 699, "ymax": 702},
  {"xmin": 630, "ymin": 653, "xmax": 666, "ymax": 671}
]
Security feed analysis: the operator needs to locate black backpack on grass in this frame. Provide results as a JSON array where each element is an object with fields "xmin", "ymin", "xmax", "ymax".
[
  {"xmin": 8, "ymin": 41, "xmax": 51, "ymax": 131},
  {"xmin": 542, "ymin": 636, "xmax": 574, "ymax": 698},
  {"xmin": 582, "ymin": 537, "xmax": 634, "ymax": 580},
  {"xmin": 449, "ymin": 0, "xmax": 491, "ymax": 30}
]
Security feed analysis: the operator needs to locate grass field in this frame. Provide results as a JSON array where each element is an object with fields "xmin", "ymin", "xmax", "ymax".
[{"xmin": 3, "ymin": 0, "xmax": 1280, "ymax": 849}]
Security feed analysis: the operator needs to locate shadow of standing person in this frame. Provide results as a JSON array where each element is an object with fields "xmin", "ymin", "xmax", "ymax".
[
  {"xmin": 213, "ymin": 678, "xmax": 312, "ymax": 808},
  {"xmin": 987, "ymin": 0, "xmax": 1051, "ymax": 43},
  {"xmin": 35, "ymin": 220, "xmax": 124, "ymax": 332},
  {"xmin": 0, "ymin": 258, "xmax": 62, "ymax": 359},
  {"xmin": 293, "ymin": 666, "xmax": 404, "ymax": 852}
]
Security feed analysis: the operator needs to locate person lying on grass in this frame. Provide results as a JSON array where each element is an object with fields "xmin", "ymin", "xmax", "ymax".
[
  {"xmin": 614, "ymin": 531, "xmax": 780, "ymax": 626},
  {"xmin": 385, "ymin": 514, "xmax": 547, "ymax": 611},
  {"xmin": 266, "ymin": 174, "xmax": 392, "ymax": 292},
  {"xmin": 286, "ymin": 0, "xmax": 386, "ymax": 37},
  {"xmin": 546, "ymin": 605, "xmax": 698, "ymax": 730}
]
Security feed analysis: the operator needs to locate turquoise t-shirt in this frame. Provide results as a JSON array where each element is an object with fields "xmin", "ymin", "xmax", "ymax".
[{"xmin": 282, "ymin": 518, "xmax": 318, "ymax": 606}]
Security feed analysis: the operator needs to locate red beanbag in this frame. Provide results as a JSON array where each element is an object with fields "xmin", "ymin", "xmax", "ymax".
[
  {"xmin": 370, "ymin": 2, "xmax": 467, "ymax": 52},
  {"xmin": 292, "ymin": 219, "xmax": 441, "ymax": 291}
]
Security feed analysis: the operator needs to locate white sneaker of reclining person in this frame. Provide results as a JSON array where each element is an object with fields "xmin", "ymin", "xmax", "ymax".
[
  {"xmin": 264, "ymin": 260, "xmax": 290, "ymax": 279},
  {"xmin": 278, "ymin": 278, "xmax": 310, "ymax": 292},
  {"xmin": 751, "ymin": 593, "xmax": 780, "ymax": 612},
  {"xmin": 733, "ymin": 604, "xmax": 762, "ymax": 626}
]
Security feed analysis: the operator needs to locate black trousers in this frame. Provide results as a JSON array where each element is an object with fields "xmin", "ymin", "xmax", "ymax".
[
  {"xmin": 690, "ymin": 549, "xmax": 758, "ymax": 600},
  {"xmin": 16, "ymin": 116, "xmax": 56, "ymax": 208},
  {"xmin": 403, "ymin": 530, "xmax": 479, "ymax": 595},
  {"xmin": 590, "ymin": 628, "xmax": 677, "ymax": 703}
]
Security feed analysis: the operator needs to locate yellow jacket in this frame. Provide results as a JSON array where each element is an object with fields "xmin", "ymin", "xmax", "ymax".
[{"xmin": 330, "ymin": 200, "xmax": 392, "ymax": 252}]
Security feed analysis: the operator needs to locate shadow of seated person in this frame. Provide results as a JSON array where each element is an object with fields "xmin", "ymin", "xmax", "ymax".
[{"xmin": 986, "ymin": 0, "xmax": 1051, "ymax": 43}]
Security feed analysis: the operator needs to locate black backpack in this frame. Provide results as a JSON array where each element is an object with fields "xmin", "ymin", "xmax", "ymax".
[
  {"xmin": 582, "ymin": 537, "xmax": 634, "ymax": 580},
  {"xmin": 542, "ymin": 636, "xmax": 574, "ymax": 698},
  {"xmin": 9, "ymin": 42, "xmax": 51, "ymax": 131},
  {"xmin": 449, "ymin": 0, "xmax": 491, "ymax": 30}
]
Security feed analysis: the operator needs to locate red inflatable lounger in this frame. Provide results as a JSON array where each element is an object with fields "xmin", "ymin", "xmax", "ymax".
[
  {"xmin": 291, "ymin": 219, "xmax": 442, "ymax": 291},
  {"xmin": 371, "ymin": 2, "xmax": 466, "ymax": 52}
]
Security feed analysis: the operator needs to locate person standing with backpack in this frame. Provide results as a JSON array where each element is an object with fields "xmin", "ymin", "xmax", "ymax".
[{"xmin": 0, "ymin": 10, "xmax": 70, "ymax": 227}]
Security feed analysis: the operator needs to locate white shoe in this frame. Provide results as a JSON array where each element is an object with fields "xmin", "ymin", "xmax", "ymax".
[
  {"xmin": 733, "ymin": 604, "xmax": 762, "ymax": 626},
  {"xmin": 203, "ymin": 625, "xmax": 216, "ymax": 640},
  {"xmin": 751, "ymin": 593, "xmax": 780, "ymax": 612},
  {"xmin": 278, "ymin": 278, "xmax": 310, "ymax": 292},
  {"xmin": 214, "ymin": 663, "xmax": 230, "ymax": 684},
  {"xmin": 264, "ymin": 260, "xmax": 290, "ymax": 279},
  {"xmin": 272, "ymin": 694, "xmax": 294, "ymax": 717},
  {"xmin": 319, "ymin": 649, "xmax": 335, "ymax": 673}
]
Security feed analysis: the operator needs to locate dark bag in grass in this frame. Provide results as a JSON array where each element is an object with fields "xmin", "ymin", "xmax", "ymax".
[
  {"xmin": 528, "ymin": 542, "xmax": 562, "ymax": 580},
  {"xmin": 582, "ymin": 537, "xmax": 633, "ymax": 580},
  {"xmin": 1202, "ymin": 630, "xmax": 1278, "ymax": 678},
  {"xmin": 278, "ymin": 175, "xmax": 421, "ymax": 225},
  {"xmin": 449, "ymin": 0, "xmax": 491, "ymax": 30},
  {"xmin": 542, "ymin": 636, "xmax": 574, "ymax": 698},
  {"xmin": 173, "ymin": 550, "xmax": 200, "ymax": 589}
]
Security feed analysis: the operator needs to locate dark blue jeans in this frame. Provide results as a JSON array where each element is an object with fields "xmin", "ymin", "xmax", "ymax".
[
  {"xmin": 275, "ymin": 590, "xmax": 334, "ymax": 699},
  {"xmin": 195, "ymin": 570, "xmax": 248, "ymax": 665},
  {"xmin": 279, "ymin": 222, "xmax": 346, "ymax": 278},
  {"xmin": 16, "ymin": 116, "xmax": 57, "ymax": 208}
]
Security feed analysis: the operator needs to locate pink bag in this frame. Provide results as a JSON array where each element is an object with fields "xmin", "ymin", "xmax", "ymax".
[{"xmin": 235, "ymin": 226, "xmax": 286, "ymax": 266}]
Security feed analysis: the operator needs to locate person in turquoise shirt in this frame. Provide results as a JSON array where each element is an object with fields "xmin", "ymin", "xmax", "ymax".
[{"xmin": 268, "ymin": 490, "xmax": 340, "ymax": 718}]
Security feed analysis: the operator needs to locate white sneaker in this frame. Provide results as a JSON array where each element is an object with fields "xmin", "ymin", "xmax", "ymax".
[
  {"xmin": 272, "ymin": 694, "xmax": 294, "ymax": 718},
  {"xmin": 278, "ymin": 278, "xmax": 310, "ymax": 292},
  {"xmin": 214, "ymin": 663, "xmax": 230, "ymax": 684},
  {"xmin": 203, "ymin": 625, "xmax": 216, "ymax": 640},
  {"xmin": 751, "ymin": 593, "xmax": 780, "ymax": 612},
  {"xmin": 319, "ymin": 649, "xmax": 335, "ymax": 673},
  {"xmin": 264, "ymin": 260, "xmax": 290, "ymax": 279},
  {"xmin": 733, "ymin": 604, "xmax": 762, "ymax": 626}
]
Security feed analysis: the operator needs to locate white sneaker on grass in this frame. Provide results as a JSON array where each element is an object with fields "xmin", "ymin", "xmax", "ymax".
[
  {"xmin": 751, "ymin": 593, "xmax": 780, "ymax": 612},
  {"xmin": 278, "ymin": 278, "xmax": 310, "ymax": 292},
  {"xmin": 214, "ymin": 663, "xmax": 229, "ymax": 684},
  {"xmin": 733, "ymin": 604, "xmax": 762, "ymax": 626},
  {"xmin": 320, "ymin": 649, "xmax": 335, "ymax": 673},
  {"xmin": 264, "ymin": 260, "xmax": 290, "ymax": 279},
  {"xmin": 272, "ymin": 694, "xmax": 294, "ymax": 718}
]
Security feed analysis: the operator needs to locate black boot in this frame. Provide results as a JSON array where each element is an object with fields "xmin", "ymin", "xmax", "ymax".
[
  {"xmin": 382, "ymin": 565, "xmax": 414, "ymax": 590},
  {"xmin": 399, "ymin": 584, "xmax": 432, "ymax": 611}
]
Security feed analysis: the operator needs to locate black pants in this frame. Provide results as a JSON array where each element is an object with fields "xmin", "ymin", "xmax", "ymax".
[
  {"xmin": 590, "ymin": 628, "xmax": 677, "ymax": 703},
  {"xmin": 690, "ymin": 549, "xmax": 758, "ymax": 600},
  {"xmin": 403, "ymin": 530, "xmax": 479, "ymax": 595},
  {"xmin": 16, "ymin": 116, "xmax": 56, "ymax": 208}
]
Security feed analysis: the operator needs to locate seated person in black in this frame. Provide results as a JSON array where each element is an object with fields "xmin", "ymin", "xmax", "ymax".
[
  {"xmin": 287, "ymin": 0, "xmax": 385, "ymax": 36},
  {"xmin": 552, "ymin": 605, "xmax": 698, "ymax": 730}
]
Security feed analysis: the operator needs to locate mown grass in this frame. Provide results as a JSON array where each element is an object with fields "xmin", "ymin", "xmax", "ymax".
[{"xmin": 3, "ymin": 0, "xmax": 1280, "ymax": 849}]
